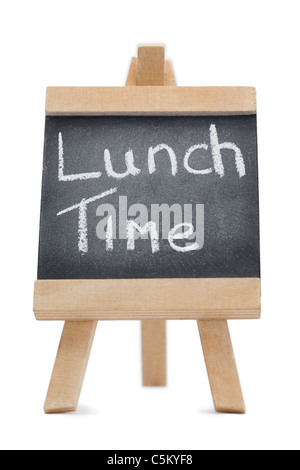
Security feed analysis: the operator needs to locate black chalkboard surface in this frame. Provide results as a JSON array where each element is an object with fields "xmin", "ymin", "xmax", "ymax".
[{"xmin": 38, "ymin": 116, "xmax": 260, "ymax": 280}]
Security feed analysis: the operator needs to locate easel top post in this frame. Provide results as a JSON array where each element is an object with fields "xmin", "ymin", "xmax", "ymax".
[{"xmin": 137, "ymin": 44, "xmax": 166, "ymax": 86}]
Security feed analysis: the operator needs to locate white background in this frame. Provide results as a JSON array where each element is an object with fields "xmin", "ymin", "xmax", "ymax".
[{"xmin": 1, "ymin": 0, "xmax": 299, "ymax": 451}]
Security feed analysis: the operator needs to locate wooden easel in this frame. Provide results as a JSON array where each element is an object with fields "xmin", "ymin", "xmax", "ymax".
[{"xmin": 38, "ymin": 45, "xmax": 259, "ymax": 414}]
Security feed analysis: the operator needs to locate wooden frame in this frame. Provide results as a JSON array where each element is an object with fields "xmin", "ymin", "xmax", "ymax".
[
  {"xmin": 38, "ymin": 44, "xmax": 259, "ymax": 414},
  {"xmin": 46, "ymin": 86, "xmax": 256, "ymax": 116},
  {"xmin": 34, "ymin": 278, "xmax": 261, "ymax": 321}
]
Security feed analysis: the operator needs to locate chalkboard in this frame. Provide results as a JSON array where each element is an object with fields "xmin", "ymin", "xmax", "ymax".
[{"xmin": 38, "ymin": 116, "xmax": 260, "ymax": 280}]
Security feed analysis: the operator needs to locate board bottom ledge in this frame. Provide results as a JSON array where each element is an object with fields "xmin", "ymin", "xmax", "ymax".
[{"xmin": 33, "ymin": 278, "xmax": 261, "ymax": 321}]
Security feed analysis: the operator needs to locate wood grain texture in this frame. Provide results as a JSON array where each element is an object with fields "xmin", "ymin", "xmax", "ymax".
[
  {"xmin": 137, "ymin": 45, "xmax": 165, "ymax": 86},
  {"xmin": 34, "ymin": 278, "xmax": 261, "ymax": 321},
  {"xmin": 126, "ymin": 58, "xmax": 175, "ymax": 86},
  {"xmin": 197, "ymin": 320, "xmax": 245, "ymax": 414},
  {"xmin": 44, "ymin": 321, "xmax": 97, "ymax": 414},
  {"xmin": 165, "ymin": 60, "xmax": 176, "ymax": 86},
  {"xmin": 142, "ymin": 320, "xmax": 167, "ymax": 386},
  {"xmin": 136, "ymin": 45, "xmax": 167, "ymax": 387},
  {"xmin": 46, "ymin": 86, "xmax": 256, "ymax": 116},
  {"xmin": 126, "ymin": 58, "xmax": 138, "ymax": 86}
]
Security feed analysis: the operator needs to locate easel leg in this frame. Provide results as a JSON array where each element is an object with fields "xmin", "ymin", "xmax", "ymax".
[
  {"xmin": 142, "ymin": 320, "xmax": 167, "ymax": 386},
  {"xmin": 44, "ymin": 321, "xmax": 97, "ymax": 414},
  {"xmin": 197, "ymin": 320, "xmax": 245, "ymax": 414}
]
